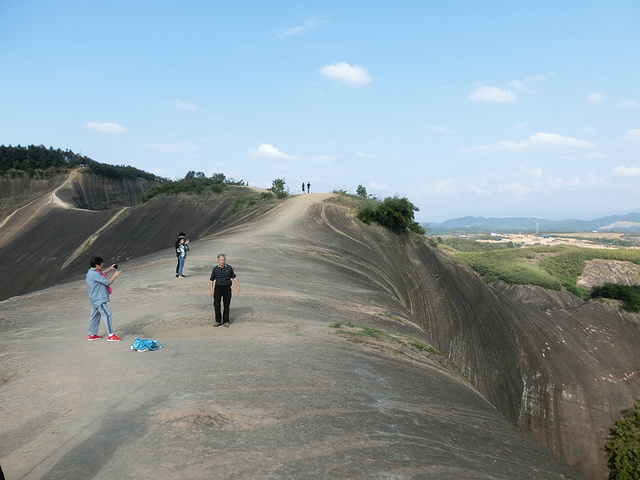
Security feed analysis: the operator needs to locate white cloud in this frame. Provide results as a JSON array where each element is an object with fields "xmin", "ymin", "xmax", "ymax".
[
  {"xmin": 356, "ymin": 152, "xmax": 373, "ymax": 158},
  {"xmin": 585, "ymin": 152, "xmax": 606, "ymax": 160},
  {"xmin": 508, "ymin": 80, "xmax": 529, "ymax": 93},
  {"xmin": 468, "ymin": 184, "xmax": 492, "ymax": 196},
  {"xmin": 520, "ymin": 164, "xmax": 543, "ymax": 178},
  {"xmin": 515, "ymin": 123, "xmax": 528, "ymax": 129},
  {"xmin": 85, "ymin": 121, "xmax": 129, "ymax": 133},
  {"xmin": 174, "ymin": 100, "xmax": 198, "ymax": 111},
  {"xmin": 309, "ymin": 154, "xmax": 336, "ymax": 164},
  {"xmin": 431, "ymin": 125, "xmax": 453, "ymax": 134},
  {"xmin": 567, "ymin": 176, "xmax": 583, "ymax": 186},
  {"xmin": 523, "ymin": 71, "xmax": 555, "ymax": 83},
  {"xmin": 248, "ymin": 144, "xmax": 299, "ymax": 160},
  {"xmin": 469, "ymin": 72, "xmax": 553, "ymax": 103},
  {"xmin": 587, "ymin": 173, "xmax": 606, "ymax": 186},
  {"xmin": 277, "ymin": 18, "xmax": 327, "ymax": 38},
  {"xmin": 462, "ymin": 132, "xmax": 595, "ymax": 154},
  {"xmin": 433, "ymin": 178, "xmax": 459, "ymax": 195},
  {"xmin": 612, "ymin": 166, "xmax": 640, "ymax": 177},
  {"xmin": 587, "ymin": 92, "xmax": 605, "ymax": 104},
  {"xmin": 468, "ymin": 85, "xmax": 517, "ymax": 103},
  {"xmin": 150, "ymin": 168, "xmax": 169, "ymax": 177},
  {"xmin": 618, "ymin": 98, "xmax": 637, "ymax": 108},
  {"xmin": 368, "ymin": 180, "xmax": 390, "ymax": 191},
  {"xmin": 145, "ymin": 142, "xmax": 200, "ymax": 153},
  {"xmin": 582, "ymin": 126, "xmax": 597, "ymax": 136},
  {"xmin": 546, "ymin": 177, "xmax": 565, "ymax": 189},
  {"xmin": 319, "ymin": 62, "xmax": 373, "ymax": 87},
  {"xmin": 625, "ymin": 129, "xmax": 640, "ymax": 142},
  {"xmin": 499, "ymin": 182, "xmax": 532, "ymax": 195}
]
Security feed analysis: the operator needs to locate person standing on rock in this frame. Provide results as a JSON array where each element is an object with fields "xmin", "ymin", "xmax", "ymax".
[
  {"xmin": 175, "ymin": 232, "xmax": 189, "ymax": 278},
  {"xmin": 176, "ymin": 236, "xmax": 189, "ymax": 278},
  {"xmin": 86, "ymin": 256, "xmax": 122, "ymax": 341},
  {"xmin": 307, "ymin": 182, "xmax": 311, "ymax": 193},
  {"xmin": 302, "ymin": 182, "xmax": 305, "ymax": 193},
  {"xmin": 209, "ymin": 254, "xmax": 240, "ymax": 327}
]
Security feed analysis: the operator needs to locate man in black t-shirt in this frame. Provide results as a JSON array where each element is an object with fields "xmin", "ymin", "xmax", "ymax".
[{"xmin": 209, "ymin": 254, "xmax": 241, "ymax": 327}]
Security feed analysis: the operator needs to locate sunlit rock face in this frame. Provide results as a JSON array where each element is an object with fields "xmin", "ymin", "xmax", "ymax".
[{"xmin": 300, "ymin": 203, "xmax": 640, "ymax": 479}]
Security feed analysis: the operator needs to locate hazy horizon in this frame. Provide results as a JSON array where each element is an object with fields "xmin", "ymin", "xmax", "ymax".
[{"xmin": 1, "ymin": 1, "xmax": 638, "ymax": 223}]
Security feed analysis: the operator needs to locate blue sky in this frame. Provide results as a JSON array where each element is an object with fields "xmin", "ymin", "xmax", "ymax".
[{"xmin": 1, "ymin": 1, "xmax": 639, "ymax": 222}]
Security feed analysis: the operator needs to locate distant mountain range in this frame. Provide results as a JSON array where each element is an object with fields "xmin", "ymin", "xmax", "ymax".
[{"xmin": 427, "ymin": 212, "xmax": 640, "ymax": 233}]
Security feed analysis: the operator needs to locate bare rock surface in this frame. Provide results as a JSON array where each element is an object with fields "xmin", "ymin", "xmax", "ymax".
[
  {"xmin": 577, "ymin": 259, "xmax": 640, "ymax": 289},
  {"xmin": 0, "ymin": 194, "xmax": 585, "ymax": 480},
  {"xmin": 0, "ymin": 173, "xmax": 267, "ymax": 300}
]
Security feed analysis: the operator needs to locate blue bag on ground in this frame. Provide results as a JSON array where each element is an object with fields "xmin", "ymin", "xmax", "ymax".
[{"xmin": 131, "ymin": 337, "xmax": 162, "ymax": 352}]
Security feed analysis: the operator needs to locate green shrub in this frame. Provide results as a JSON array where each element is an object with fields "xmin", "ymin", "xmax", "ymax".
[
  {"xmin": 228, "ymin": 191, "xmax": 274, "ymax": 215},
  {"xmin": 592, "ymin": 283, "xmax": 640, "ymax": 312},
  {"xmin": 141, "ymin": 172, "xmax": 232, "ymax": 202},
  {"xmin": 271, "ymin": 178, "xmax": 288, "ymax": 199},
  {"xmin": 606, "ymin": 401, "xmax": 640, "ymax": 479},
  {"xmin": 357, "ymin": 195, "xmax": 425, "ymax": 235}
]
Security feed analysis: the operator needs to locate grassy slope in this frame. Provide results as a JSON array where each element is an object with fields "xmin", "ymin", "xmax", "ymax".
[{"xmin": 442, "ymin": 242, "xmax": 640, "ymax": 298}]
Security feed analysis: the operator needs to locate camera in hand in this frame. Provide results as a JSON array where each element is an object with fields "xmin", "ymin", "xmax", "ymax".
[{"xmin": 114, "ymin": 264, "xmax": 118, "ymax": 269}]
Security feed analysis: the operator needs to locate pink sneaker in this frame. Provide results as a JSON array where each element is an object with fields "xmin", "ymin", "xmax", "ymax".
[
  {"xmin": 107, "ymin": 334, "xmax": 122, "ymax": 342},
  {"xmin": 88, "ymin": 335, "xmax": 103, "ymax": 341}
]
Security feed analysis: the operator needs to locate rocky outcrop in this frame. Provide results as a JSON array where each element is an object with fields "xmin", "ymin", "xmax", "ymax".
[
  {"xmin": 301, "ymin": 203, "xmax": 640, "ymax": 479},
  {"xmin": 0, "ymin": 173, "xmax": 67, "ymax": 200},
  {"xmin": 578, "ymin": 259, "xmax": 640, "ymax": 288},
  {"xmin": 55, "ymin": 170, "xmax": 155, "ymax": 210}
]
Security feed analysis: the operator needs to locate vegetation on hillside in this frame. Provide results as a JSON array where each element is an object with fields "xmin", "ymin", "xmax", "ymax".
[
  {"xmin": 0, "ymin": 144, "xmax": 161, "ymax": 181},
  {"xmin": 141, "ymin": 172, "xmax": 283, "ymax": 215},
  {"xmin": 591, "ymin": 284, "xmax": 640, "ymax": 312},
  {"xmin": 228, "ymin": 191, "xmax": 275, "ymax": 215},
  {"xmin": 357, "ymin": 195, "xmax": 426, "ymax": 235},
  {"xmin": 446, "ymin": 243, "xmax": 640, "ymax": 299},
  {"xmin": 454, "ymin": 246, "xmax": 563, "ymax": 291},
  {"xmin": 271, "ymin": 178, "xmax": 289, "ymax": 199},
  {"xmin": 140, "ymin": 171, "xmax": 243, "ymax": 202},
  {"xmin": 437, "ymin": 236, "xmax": 514, "ymax": 252},
  {"xmin": 606, "ymin": 401, "xmax": 640, "ymax": 479}
]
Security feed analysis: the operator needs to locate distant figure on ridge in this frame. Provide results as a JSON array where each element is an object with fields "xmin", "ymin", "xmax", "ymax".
[
  {"xmin": 176, "ymin": 233, "xmax": 190, "ymax": 278},
  {"xmin": 85, "ymin": 256, "xmax": 122, "ymax": 342},
  {"xmin": 307, "ymin": 182, "xmax": 311, "ymax": 194},
  {"xmin": 209, "ymin": 254, "xmax": 241, "ymax": 327},
  {"xmin": 302, "ymin": 182, "xmax": 305, "ymax": 193}
]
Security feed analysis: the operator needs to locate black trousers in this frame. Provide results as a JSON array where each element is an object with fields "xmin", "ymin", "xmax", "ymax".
[{"xmin": 214, "ymin": 285, "xmax": 232, "ymax": 323}]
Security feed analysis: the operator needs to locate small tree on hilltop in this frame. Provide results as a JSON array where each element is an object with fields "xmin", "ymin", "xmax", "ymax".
[
  {"xmin": 606, "ymin": 400, "xmax": 640, "ymax": 479},
  {"xmin": 356, "ymin": 184, "xmax": 368, "ymax": 198},
  {"xmin": 271, "ymin": 178, "xmax": 288, "ymax": 199}
]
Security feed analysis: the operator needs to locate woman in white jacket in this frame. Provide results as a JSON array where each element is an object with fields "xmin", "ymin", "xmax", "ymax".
[{"xmin": 176, "ymin": 237, "xmax": 189, "ymax": 278}]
